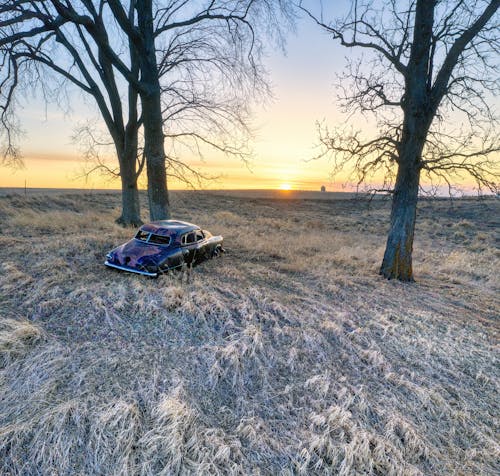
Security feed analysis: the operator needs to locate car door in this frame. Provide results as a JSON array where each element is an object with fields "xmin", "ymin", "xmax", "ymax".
[
  {"xmin": 193, "ymin": 229, "xmax": 208, "ymax": 263},
  {"xmin": 181, "ymin": 229, "xmax": 208, "ymax": 266}
]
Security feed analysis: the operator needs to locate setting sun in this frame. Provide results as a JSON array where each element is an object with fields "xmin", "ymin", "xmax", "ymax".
[{"xmin": 279, "ymin": 183, "xmax": 292, "ymax": 190}]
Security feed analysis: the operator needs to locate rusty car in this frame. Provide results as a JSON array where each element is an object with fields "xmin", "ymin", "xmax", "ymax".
[{"xmin": 105, "ymin": 220, "xmax": 224, "ymax": 277}]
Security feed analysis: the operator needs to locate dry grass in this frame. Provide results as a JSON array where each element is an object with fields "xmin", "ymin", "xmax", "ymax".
[{"xmin": 0, "ymin": 190, "xmax": 498, "ymax": 475}]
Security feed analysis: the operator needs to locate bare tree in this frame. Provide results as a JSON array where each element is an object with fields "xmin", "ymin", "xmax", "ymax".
[
  {"xmin": 300, "ymin": 0, "xmax": 499, "ymax": 281},
  {"xmin": 78, "ymin": 0, "xmax": 288, "ymax": 220},
  {"xmin": 1, "ymin": 1, "xmax": 290, "ymax": 221},
  {"xmin": 0, "ymin": 43, "xmax": 22, "ymax": 168},
  {"xmin": 0, "ymin": 0, "xmax": 144, "ymax": 225}
]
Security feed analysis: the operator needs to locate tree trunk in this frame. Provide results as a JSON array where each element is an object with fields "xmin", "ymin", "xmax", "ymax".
[
  {"xmin": 379, "ymin": 0, "xmax": 434, "ymax": 281},
  {"xmin": 137, "ymin": 0, "xmax": 170, "ymax": 221},
  {"xmin": 116, "ymin": 146, "xmax": 142, "ymax": 227},
  {"xmin": 379, "ymin": 159, "xmax": 421, "ymax": 281},
  {"xmin": 141, "ymin": 92, "xmax": 170, "ymax": 221}
]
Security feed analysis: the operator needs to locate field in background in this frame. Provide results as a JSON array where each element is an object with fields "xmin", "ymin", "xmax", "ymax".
[
  {"xmin": 0, "ymin": 190, "xmax": 498, "ymax": 475},
  {"xmin": 0, "ymin": 187, "xmax": 362, "ymax": 199}
]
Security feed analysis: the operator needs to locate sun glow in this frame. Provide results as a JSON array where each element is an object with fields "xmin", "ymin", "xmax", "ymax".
[{"xmin": 279, "ymin": 183, "xmax": 292, "ymax": 190}]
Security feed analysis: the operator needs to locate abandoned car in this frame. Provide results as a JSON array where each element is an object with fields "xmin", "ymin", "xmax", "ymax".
[{"xmin": 105, "ymin": 220, "xmax": 224, "ymax": 277}]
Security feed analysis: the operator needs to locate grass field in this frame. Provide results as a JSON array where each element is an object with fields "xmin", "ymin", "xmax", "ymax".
[{"xmin": 0, "ymin": 190, "xmax": 498, "ymax": 475}]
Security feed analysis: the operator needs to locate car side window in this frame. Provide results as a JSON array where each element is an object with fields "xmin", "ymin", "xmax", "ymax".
[
  {"xmin": 148, "ymin": 234, "xmax": 170, "ymax": 245},
  {"xmin": 185, "ymin": 232, "xmax": 196, "ymax": 244},
  {"xmin": 181, "ymin": 231, "xmax": 203, "ymax": 245}
]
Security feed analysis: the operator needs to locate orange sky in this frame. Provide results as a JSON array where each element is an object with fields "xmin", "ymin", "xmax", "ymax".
[{"xmin": 0, "ymin": 153, "xmax": 345, "ymax": 191}]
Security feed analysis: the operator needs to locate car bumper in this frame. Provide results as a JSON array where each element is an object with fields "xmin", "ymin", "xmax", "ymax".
[{"xmin": 104, "ymin": 260, "xmax": 158, "ymax": 277}]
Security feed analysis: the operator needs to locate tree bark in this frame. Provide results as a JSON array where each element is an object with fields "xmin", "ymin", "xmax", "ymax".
[
  {"xmin": 116, "ymin": 145, "xmax": 142, "ymax": 227},
  {"xmin": 379, "ymin": 158, "xmax": 420, "ymax": 281},
  {"xmin": 137, "ymin": 0, "xmax": 170, "ymax": 221},
  {"xmin": 141, "ymin": 92, "xmax": 170, "ymax": 221},
  {"xmin": 379, "ymin": 113, "xmax": 430, "ymax": 281}
]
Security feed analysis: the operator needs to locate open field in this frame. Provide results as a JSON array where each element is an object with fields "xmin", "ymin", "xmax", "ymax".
[
  {"xmin": 0, "ymin": 190, "xmax": 498, "ymax": 475},
  {"xmin": 0, "ymin": 187, "xmax": 363, "ymax": 200}
]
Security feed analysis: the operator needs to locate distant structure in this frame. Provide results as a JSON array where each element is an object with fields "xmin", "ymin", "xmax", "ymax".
[{"xmin": 320, "ymin": 185, "xmax": 326, "ymax": 192}]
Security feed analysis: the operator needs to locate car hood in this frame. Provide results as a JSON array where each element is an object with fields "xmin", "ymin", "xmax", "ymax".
[{"xmin": 110, "ymin": 239, "xmax": 170, "ymax": 268}]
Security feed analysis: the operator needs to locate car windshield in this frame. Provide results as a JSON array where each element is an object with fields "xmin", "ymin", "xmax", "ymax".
[
  {"xmin": 135, "ymin": 230, "xmax": 149, "ymax": 241},
  {"xmin": 135, "ymin": 231, "xmax": 171, "ymax": 246}
]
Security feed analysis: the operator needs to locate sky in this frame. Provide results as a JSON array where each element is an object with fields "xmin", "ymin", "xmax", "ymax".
[
  {"xmin": 0, "ymin": 2, "xmax": 496, "ymax": 192},
  {"xmin": 0, "ymin": 6, "xmax": 356, "ymax": 191}
]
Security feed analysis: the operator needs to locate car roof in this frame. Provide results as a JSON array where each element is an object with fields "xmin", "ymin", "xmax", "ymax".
[{"xmin": 140, "ymin": 220, "xmax": 200, "ymax": 236}]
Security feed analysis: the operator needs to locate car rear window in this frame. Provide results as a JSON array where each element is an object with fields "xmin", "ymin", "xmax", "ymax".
[{"xmin": 135, "ymin": 231, "xmax": 171, "ymax": 246}]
